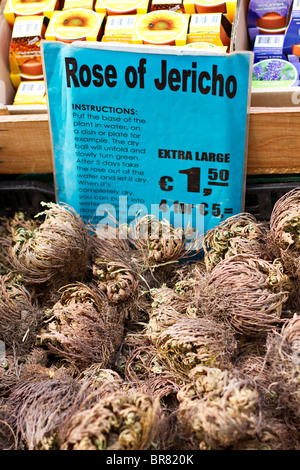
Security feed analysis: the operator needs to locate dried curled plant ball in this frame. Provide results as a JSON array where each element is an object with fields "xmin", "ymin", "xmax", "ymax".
[
  {"xmin": 60, "ymin": 390, "xmax": 162, "ymax": 450},
  {"xmin": 78, "ymin": 364, "xmax": 124, "ymax": 393},
  {"xmin": 92, "ymin": 261, "xmax": 139, "ymax": 305},
  {"xmin": 155, "ymin": 317, "xmax": 237, "ymax": 376},
  {"xmin": 203, "ymin": 213, "xmax": 269, "ymax": 271},
  {"xmin": 91, "ymin": 228, "xmax": 141, "ymax": 305},
  {"xmin": 266, "ymin": 314, "xmax": 300, "ymax": 422},
  {"xmin": 145, "ymin": 286, "xmax": 198, "ymax": 344},
  {"xmin": 124, "ymin": 340, "xmax": 186, "ymax": 402},
  {"xmin": 129, "ymin": 216, "xmax": 199, "ymax": 276},
  {"xmin": 176, "ymin": 365, "xmax": 261, "ymax": 450},
  {"xmin": 269, "ymin": 187, "xmax": 300, "ymax": 276},
  {"xmin": 0, "ymin": 212, "xmax": 42, "ymax": 280},
  {"xmin": 8, "ymin": 203, "xmax": 91, "ymax": 288},
  {"xmin": 0, "ymin": 273, "xmax": 43, "ymax": 354},
  {"xmin": 38, "ymin": 283, "xmax": 124, "ymax": 370},
  {"xmin": 205, "ymin": 254, "xmax": 289, "ymax": 337},
  {"xmin": 6, "ymin": 369, "xmax": 84, "ymax": 450}
]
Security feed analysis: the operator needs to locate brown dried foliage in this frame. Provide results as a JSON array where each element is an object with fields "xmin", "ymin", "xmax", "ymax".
[
  {"xmin": 60, "ymin": 390, "xmax": 162, "ymax": 450},
  {"xmin": 38, "ymin": 283, "xmax": 124, "ymax": 371},
  {"xmin": 0, "ymin": 273, "xmax": 43, "ymax": 353},
  {"xmin": 8, "ymin": 203, "xmax": 91, "ymax": 288},
  {"xmin": 203, "ymin": 254, "xmax": 289, "ymax": 336},
  {"xmin": 155, "ymin": 317, "xmax": 237, "ymax": 375}
]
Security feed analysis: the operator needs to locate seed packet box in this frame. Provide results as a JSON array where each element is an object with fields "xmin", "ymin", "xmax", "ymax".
[
  {"xmin": 253, "ymin": 34, "xmax": 285, "ymax": 63},
  {"xmin": 13, "ymin": 80, "xmax": 46, "ymax": 105},
  {"xmin": 247, "ymin": 0, "xmax": 292, "ymax": 45},
  {"xmin": 187, "ymin": 12, "xmax": 231, "ymax": 50},
  {"xmin": 9, "ymin": 15, "xmax": 48, "ymax": 89},
  {"xmin": 101, "ymin": 14, "xmax": 142, "ymax": 43}
]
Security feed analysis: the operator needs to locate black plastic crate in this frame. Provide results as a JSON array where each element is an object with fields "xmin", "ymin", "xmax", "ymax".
[
  {"xmin": 245, "ymin": 181, "xmax": 300, "ymax": 222},
  {"xmin": 0, "ymin": 178, "xmax": 299, "ymax": 223},
  {"xmin": 0, "ymin": 180, "xmax": 56, "ymax": 218}
]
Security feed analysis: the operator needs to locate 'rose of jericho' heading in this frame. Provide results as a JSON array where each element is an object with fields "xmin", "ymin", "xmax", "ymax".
[{"xmin": 65, "ymin": 57, "xmax": 237, "ymax": 99}]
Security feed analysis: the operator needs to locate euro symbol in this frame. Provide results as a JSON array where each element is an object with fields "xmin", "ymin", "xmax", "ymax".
[{"xmin": 159, "ymin": 176, "xmax": 173, "ymax": 192}]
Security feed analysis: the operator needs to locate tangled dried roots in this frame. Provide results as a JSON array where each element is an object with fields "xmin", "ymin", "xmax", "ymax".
[
  {"xmin": 38, "ymin": 283, "xmax": 124, "ymax": 370},
  {"xmin": 0, "ymin": 273, "xmax": 43, "ymax": 353},
  {"xmin": 6, "ymin": 369, "xmax": 84, "ymax": 450},
  {"xmin": 203, "ymin": 213, "xmax": 269, "ymax": 271},
  {"xmin": 60, "ymin": 390, "xmax": 162, "ymax": 450},
  {"xmin": 205, "ymin": 254, "xmax": 289, "ymax": 337},
  {"xmin": 231, "ymin": 415, "xmax": 297, "ymax": 450},
  {"xmin": 176, "ymin": 365, "xmax": 261, "ymax": 449},
  {"xmin": 269, "ymin": 188, "xmax": 300, "ymax": 277},
  {"xmin": 266, "ymin": 314, "xmax": 300, "ymax": 421},
  {"xmin": 0, "ymin": 403, "xmax": 18, "ymax": 450},
  {"xmin": 155, "ymin": 317, "xmax": 237, "ymax": 376},
  {"xmin": 8, "ymin": 203, "xmax": 91, "ymax": 288}
]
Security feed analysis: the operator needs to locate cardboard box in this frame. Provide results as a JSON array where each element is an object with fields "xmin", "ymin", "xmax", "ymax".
[
  {"xmin": 13, "ymin": 80, "xmax": 46, "ymax": 104},
  {"xmin": 187, "ymin": 12, "xmax": 232, "ymax": 50},
  {"xmin": 101, "ymin": 14, "xmax": 142, "ymax": 43},
  {"xmin": 9, "ymin": 15, "xmax": 48, "ymax": 89}
]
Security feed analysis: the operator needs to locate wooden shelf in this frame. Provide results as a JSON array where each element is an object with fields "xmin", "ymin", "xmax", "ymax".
[{"xmin": 1, "ymin": 107, "xmax": 300, "ymax": 175}]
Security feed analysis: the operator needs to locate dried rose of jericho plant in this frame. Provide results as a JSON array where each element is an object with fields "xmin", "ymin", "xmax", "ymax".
[
  {"xmin": 145, "ymin": 285, "xmax": 198, "ymax": 344},
  {"xmin": 203, "ymin": 213, "xmax": 269, "ymax": 271},
  {"xmin": 176, "ymin": 365, "xmax": 261, "ymax": 450},
  {"xmin": 38, "ymin": 283, "xmax": 124, "ymax": 370},
  {"xmin": 0, "ymin": 273, "xmax": 43, "ymax": 354},
  {"xmin": 124, "ymin": 339, "xmax": 186, "ymax": 402},
  {"xmin": 203, "ymin": 254, "xmax": 290, "ymax": 337},
  {"xmin": 78, "ymin": 364, "xmax": 124, "ymax": 393},
  {"xmin": 128, "ymin": 216, "xmax": 201, "ymax": 283},
  {"xmin": 60, "ymin": 390, "xmax": 162, "ymax": 450},
  {"xmin": 91, "ymin": 225, "xmax": 141, "ymax": 304},
  {"xmin": 269, "ymin": 188, "xmax": 300, "ymax": 277},
  {"xmin": 6, "ymin": 368, "xmax": 84, "ymax": 450},
  {"xmin": 8, "ymin": 203, "xmax": 91, "ymax": 288},
  {"xmin": 266, "ymin": 314, "xmax": 300, "ymax": 423},
  {"xmin": 0, "ymin": 212, "xmax": 41, "ymax": 275},
  {"xmin": 155, "ymin": 317, "xmax": 237, "ymax": 376}
]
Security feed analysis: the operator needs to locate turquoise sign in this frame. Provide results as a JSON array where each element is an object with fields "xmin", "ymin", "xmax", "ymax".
[{"xmin": 42, "ymin": 41, "xmax": 252, "ymax": 237}]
